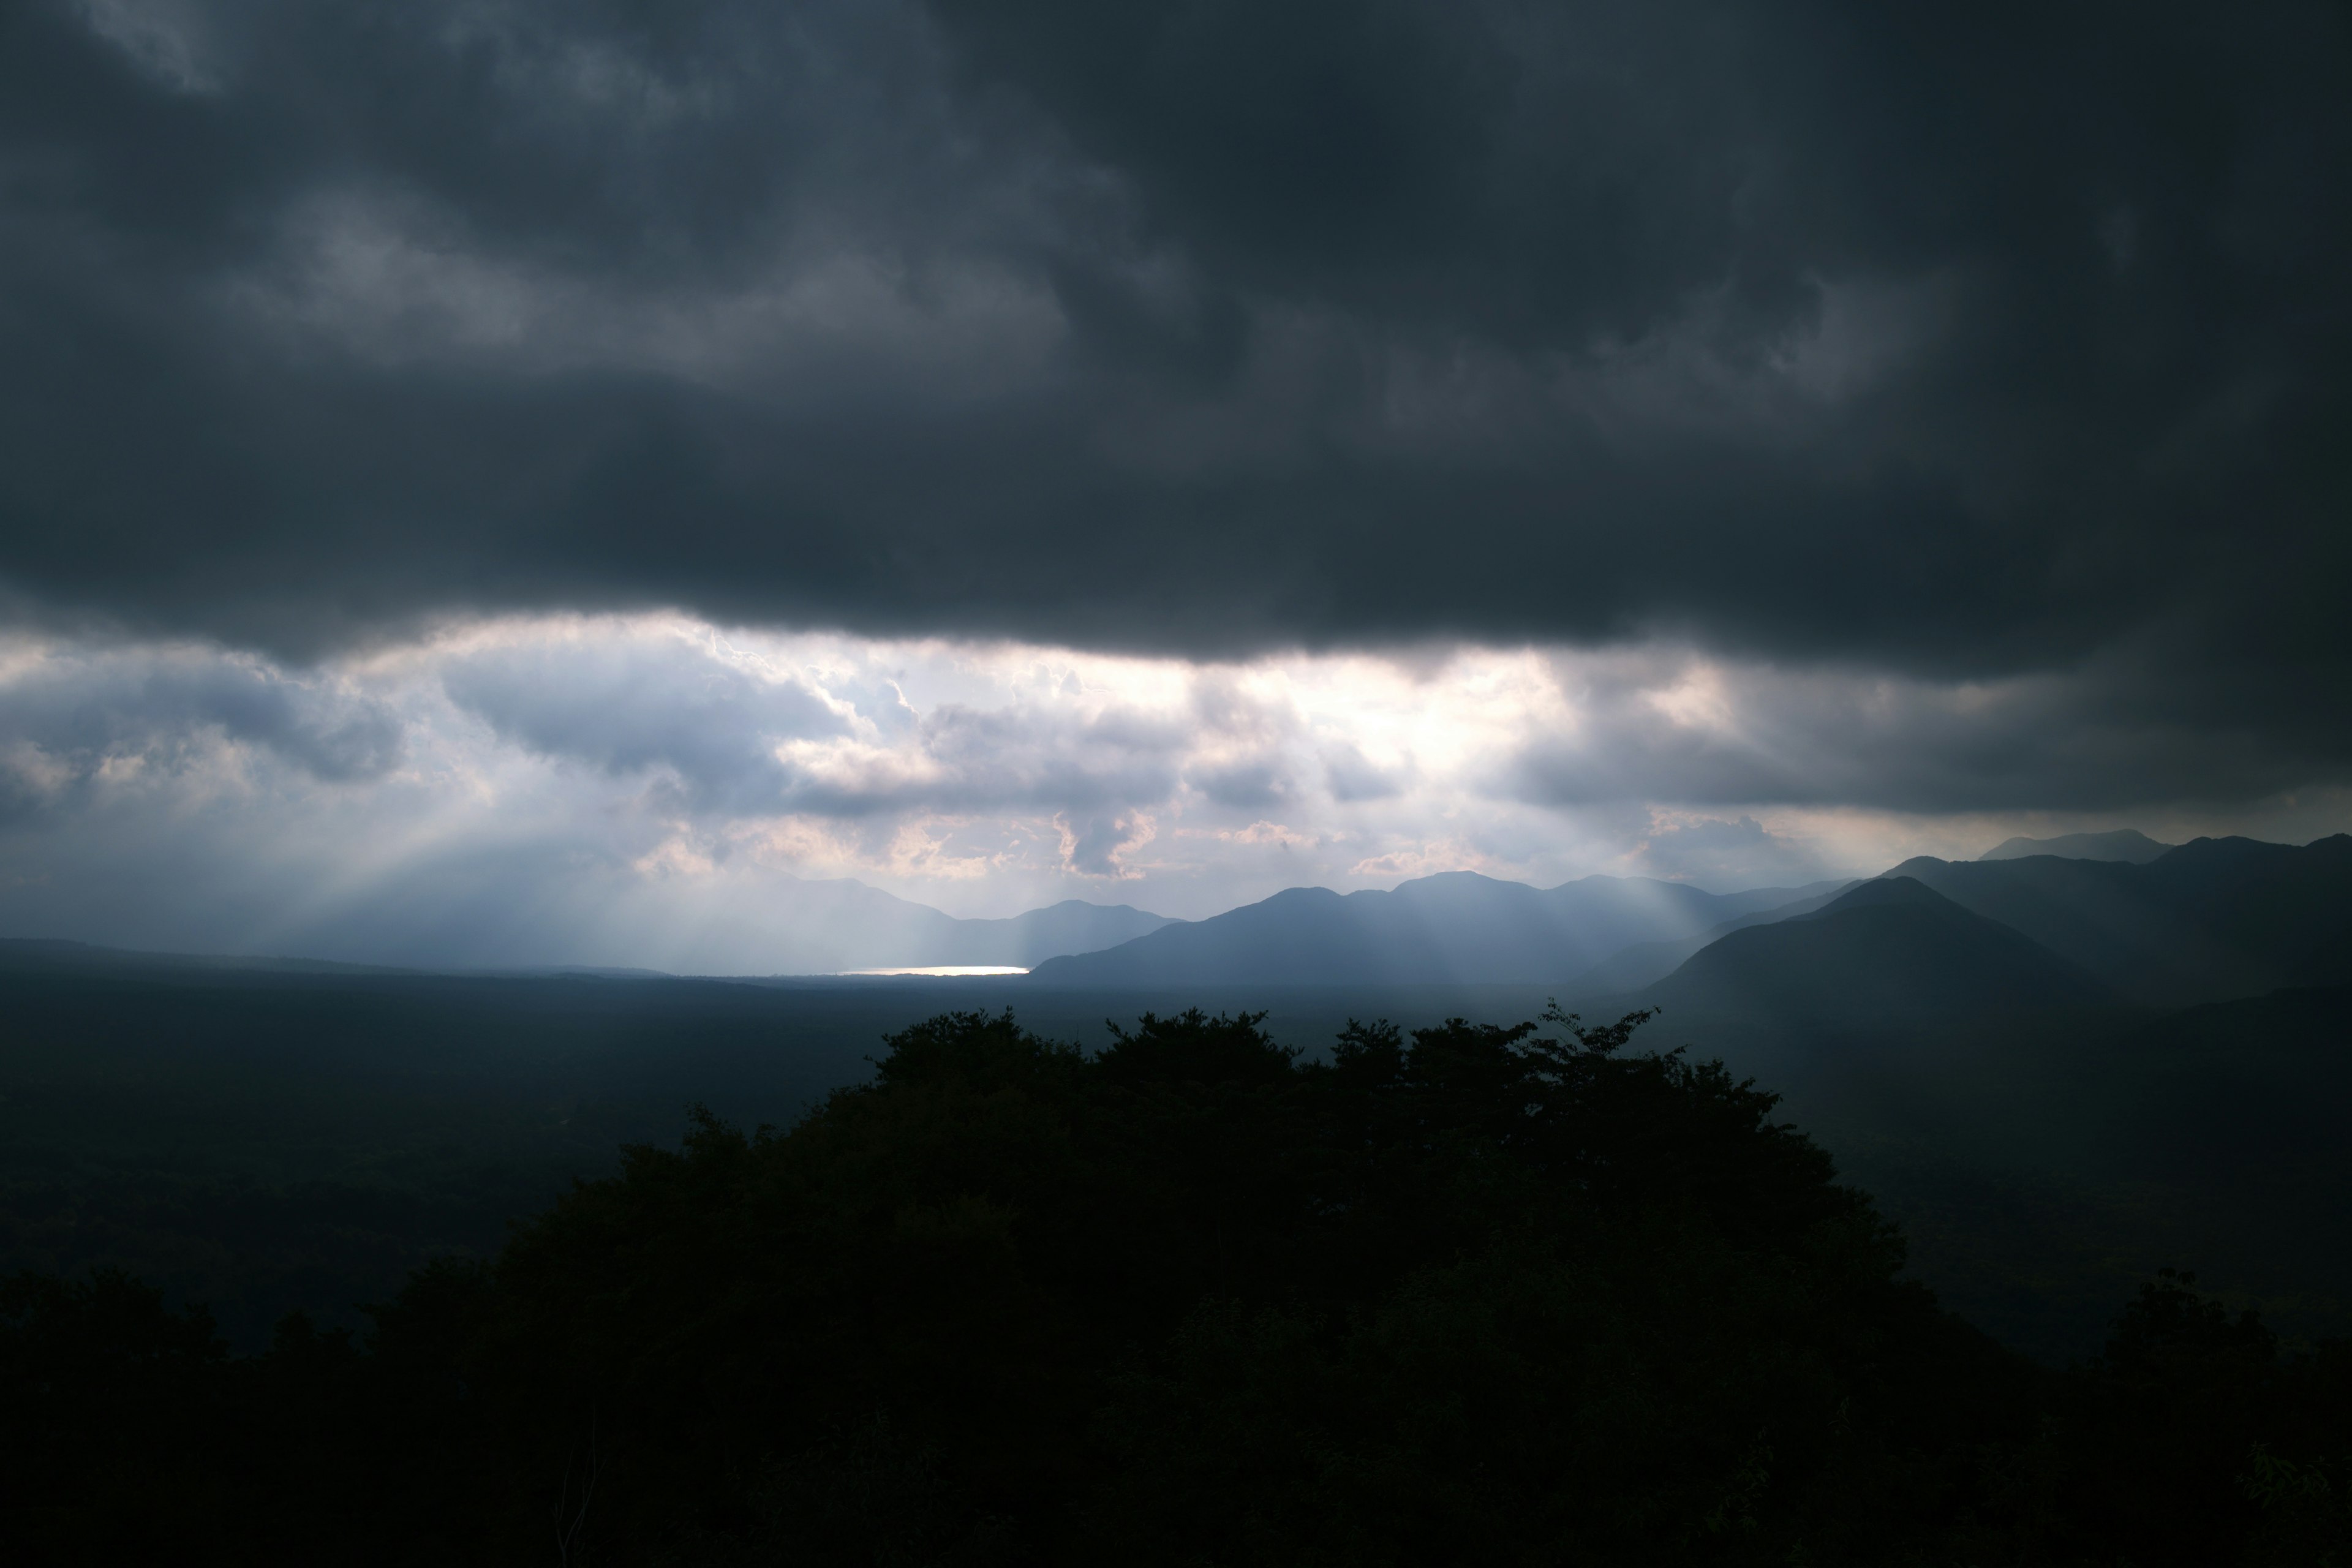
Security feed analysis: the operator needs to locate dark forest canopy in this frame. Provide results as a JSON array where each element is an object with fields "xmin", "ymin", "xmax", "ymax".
[{"xmin": 6, "ymin": 1006, "xmax": 2349, "ymax": 1564}]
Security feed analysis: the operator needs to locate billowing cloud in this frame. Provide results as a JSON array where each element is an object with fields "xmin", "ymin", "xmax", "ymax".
[
  {"xmin": 440, "ymin": 629, "xmax": 849, "ymax": 813},
  {"xmin": 0, "ymin": 643, "xmax": 401, "ymax": 821},
  {"xmin": 1057, "ymin": 809, "xmax": 1157, "ymax": 880}
]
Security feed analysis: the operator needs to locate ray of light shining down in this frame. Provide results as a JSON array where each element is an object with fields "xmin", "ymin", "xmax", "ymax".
[{"xmin": 3, "ymin": 614, "xmax": 2345, "ymax": 973}]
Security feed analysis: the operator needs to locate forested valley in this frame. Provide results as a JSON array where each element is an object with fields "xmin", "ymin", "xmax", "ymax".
[{"xmin": 7, "ymin": 1000, "xmax": 2350, "ymax": 1566}]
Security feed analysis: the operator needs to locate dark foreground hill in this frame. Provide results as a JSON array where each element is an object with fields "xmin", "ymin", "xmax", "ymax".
[
  {"xmin": 1633, "ymin": 876, "xmax": 2112, "ymax": 1025},
  {"xmin": 1885, "ymin": 834, "xmax": 2352, "ymax": 1006},
  {"xmin": 10, "ymin": 1005, "xmax": 2349, "ymax": 1566},
  {"xmin": 1028, "ymin": 870, "xmax": 1836, "ymax": 987},
  {"xmin": 1707, "ymin": 979, "xmax": 2352, "ymax": 1360},
  {"xmin": 0, "ymin": 945, "xmax": 1611, "ymax": 1343},
  {"xmin": 9, "ymin": 937, "xmax": 2352, "ymax": 1363},
  {"xmin": 0, "ymin": 949, "xmax": 884, "ymax": 1344}
]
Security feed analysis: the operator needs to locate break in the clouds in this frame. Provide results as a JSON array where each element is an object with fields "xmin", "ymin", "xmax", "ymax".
[
  {"xmin": 0, "ymin": 0, "xmax": 2346, "ymax": 960},
  {"xmin": 2, "ymin": 619, "xmax": 2346, "ymax": 971}
]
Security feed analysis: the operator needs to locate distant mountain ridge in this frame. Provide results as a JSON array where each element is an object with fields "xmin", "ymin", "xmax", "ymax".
[
  {"xmin": 1980, "ymin": 829, "xmax": 2176, "ymax": 864},
  {"xmin": 922, "ymin": 899, "xmax": 1178, "ymax": 968},
  {"xmin": 712, "ymin": 878, "xmax": 1176, "ymax": 972},
  {"xmin": 28, "ymin": 832, "xmax": 2339, "ymax": 995},
  {"xmin": 1628, "ymin": 876, "xmax": 2113, "ymax": 1025},
  {"xmin": 1025, "ymin": 834, "xmax": 2352, "ymax": 1009},
  {"xmin": 1887, "ymin": 834, "xmax": 2352, "ymax": 1006},
  {"xmin": 2, "ymin": 887, "xmax": 1177, "ymax": 977},
  {"xmin": 1025, "ymin": 872, "xmax": 1842, "ymax": 988}
]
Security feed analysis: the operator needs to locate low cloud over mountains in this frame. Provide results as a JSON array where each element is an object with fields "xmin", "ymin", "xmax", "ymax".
[
  {"xmin": 2, "ymin": 614, "xmax": 2343, "ymax": 970},
  {"xmin": 0, "ymin": 0, "xmax": 2346, "ymax": 959}
]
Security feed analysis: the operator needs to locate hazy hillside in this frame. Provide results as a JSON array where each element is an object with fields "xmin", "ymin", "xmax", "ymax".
[
  {"xmin": 1887, "ymin": 833, "xmax": 2352, "ymax": 1005},
  {"xmin": 1980, "ymin": 828, "xmax": 2176, "ymax": 862},
  {"xmin": 1632, "ymin": 876, "xmax": 2111, "ymax": 1025},
  {"xmin": 1026, "ymin": 871, "xmax": 1838, "ymax": 988},
  {"xmin": 1564, "ymin": 881, "xmax": 1853, "ymax": 994},
  {"xmin": 2, "ymin": 885, "xmax": 1175, "ymax": 978},
  {"xmin": 915, "ymin": 897, "xmax": 1177, "ymax": 968},
  {"xmin": 723, "ymin": 880, "xmax": 1174, "ymax": 972}
]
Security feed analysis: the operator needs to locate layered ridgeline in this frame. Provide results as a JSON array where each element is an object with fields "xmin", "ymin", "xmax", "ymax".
[
  {"xmin": 1979, "ymin": 828, "xmax": 2177, "ymax": 864},
  {"xmin": 1630, "ymin": 876, "xmax": 2113, "ymax": 1026},
  {"xmin": 1561, "ymin": 837, "xmax": 2352, "ymax": 1357},
  {"xmin": 1562, "ymin": 882, "xmax": 1853, "ymax": 993},
  {"xmin": 9, "ymin": 883, "xmax": 1176, "ymax": 977},
  {"xmin": 1881, "ymin": 834, "xmax": 2352, "ymax": 1006},
  {"xmin": 1023, "ymin": 871, "xmax": 1844, "ymax": 987},
  {"xmin": 1029, "ymin": 835, "xmax": 2352, "ymax": 1012},
  {"xmin": 879, "ymin": 894, "xmax": 1175, "ymax": 970},
  {"xmin": 609, "ymin": 879, "xmax": 1175, "ymax": 973},
  {"xmin": 1583, "ymin": 836, "xmax": 2352, "ymax": 1026}
]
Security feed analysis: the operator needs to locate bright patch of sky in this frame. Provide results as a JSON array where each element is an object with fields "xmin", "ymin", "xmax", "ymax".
[{"xmin": 1, "ymin": 614, "xmax": 2343, "ymax": 971}]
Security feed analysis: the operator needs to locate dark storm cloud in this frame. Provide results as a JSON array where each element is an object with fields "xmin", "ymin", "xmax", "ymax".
[
  {"xmin": 1, "ymin": 0, "xmax": 2348, "ymax": 809},
  {"xmin": 1508, "ymin": 642, "xmax": 2348, "ymax": 815}
]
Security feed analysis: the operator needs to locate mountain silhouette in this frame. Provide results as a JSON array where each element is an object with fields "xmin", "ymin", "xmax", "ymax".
[
  {"xmin": 1980, "ymin": 828, "xmax": 2177, "ymax": 863},
  {"xmin": 1883, "ymin": 834, "xmax": 2352, "ymax": 1006},
  {"xmin": 1024, "ymin": 872, "xmax": 1837, "ymax": 988},
  {"xmin": 1634, "ymin": 876, "xmax": 2111, "ymax": 1024}
]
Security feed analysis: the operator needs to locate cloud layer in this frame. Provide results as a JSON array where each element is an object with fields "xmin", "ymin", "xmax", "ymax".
[
  {"xmin": 0, "ymin": 1, "xmax": 2345, "ymax": 960},
  {"xmin": 2, "ymin": 618, "xmax": 2343, "ymax": 969},
  {"xmin": 2, "ymin": 4, "xmax": 2345, "ymax": 694}
]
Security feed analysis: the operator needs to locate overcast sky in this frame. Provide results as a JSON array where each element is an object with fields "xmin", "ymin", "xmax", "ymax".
[{"xmin": 2, "ymin": 0, "xmax": 2346, "ymax": 967}]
